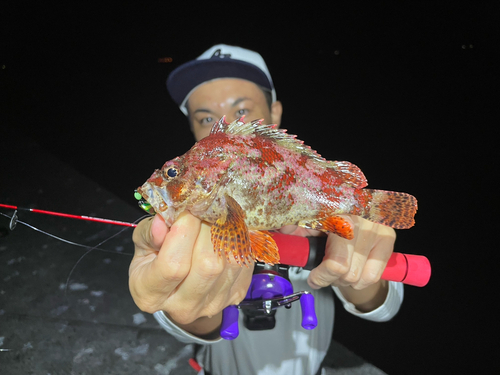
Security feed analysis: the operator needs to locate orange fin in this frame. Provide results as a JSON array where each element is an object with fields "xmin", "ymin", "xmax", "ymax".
[
  {"xmin": 248, "ymin": 230, "xmax": 281, "ymax": 265},
  {"xmin": 359, "ymin": 189, "xmax": 417, "ymax": 229},
  {"xmin": 210, "ymin": 195, "xmax": 253, "ymax": 266},
  {"xmin": 301, "ymin": 216, "xmax": 354, "ymax": 240}
]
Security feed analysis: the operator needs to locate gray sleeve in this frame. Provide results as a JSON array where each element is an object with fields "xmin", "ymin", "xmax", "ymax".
[
  {"xmin": 332, "ymin": 281, "xmax": 404, "ymax": 322},
  {"xmin": 153, "ymin": 311, "xmax": 223, "ymax": 345}
]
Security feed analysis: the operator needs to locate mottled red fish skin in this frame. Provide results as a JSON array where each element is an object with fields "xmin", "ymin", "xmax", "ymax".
[
  {"xmin": 250, "ymin": 136, "xmax": 284, "ymax": 165},
  {"xmin": 168, "ymin": 179, "xmax": 186, "ymax": 202},
  {"xmin": 143, "ymin": 117, "xmax": 416, "ymax": 232},
  {"xmin": 148, "ymin": 173, "xmax": 164, "ymax": 187},
  {"xmin": 182, "ymin": 129, "xmax": 354, "ymax": 227}
]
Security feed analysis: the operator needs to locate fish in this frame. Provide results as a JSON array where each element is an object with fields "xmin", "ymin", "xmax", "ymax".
[{"xmin": 136, "ymin": 117, "xmax": 417, "ymax": 266}]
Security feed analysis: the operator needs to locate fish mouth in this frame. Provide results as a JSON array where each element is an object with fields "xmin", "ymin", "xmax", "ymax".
[{"xmin": 135, "ymin": 183, "xmax": 175, "ymax": 226}]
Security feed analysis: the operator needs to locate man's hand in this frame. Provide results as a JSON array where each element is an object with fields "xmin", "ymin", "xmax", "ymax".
[
  {"xmin": 129, "ymin": 212, "xmax": 254, "ymax": 336},
  {"xmin": 280, "ymin": 216, "xmax": 395, "ymax": 312}
]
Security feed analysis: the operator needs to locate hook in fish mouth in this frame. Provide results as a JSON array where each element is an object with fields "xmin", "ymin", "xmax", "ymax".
[{"xmin": 134, "ymin": 189, "xmax": 156, "ymax": 215}]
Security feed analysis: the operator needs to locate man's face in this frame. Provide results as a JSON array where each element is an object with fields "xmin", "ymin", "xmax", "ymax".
[{"xmin": 186, "ymin": 78, "xmax": 282, "ymax": 141}]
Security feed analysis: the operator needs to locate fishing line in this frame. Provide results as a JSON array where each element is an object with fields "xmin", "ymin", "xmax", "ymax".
[
  {"xmin": 0, "ymin": 208, "xmax": 150, "ymax": 297},
  {"xmin": 62, "ymin": 220, "xmax": 141, "ymax": 297},
  {"xmin": 0, "ymin": 211, "xmax": 138, "ymax": 255}
]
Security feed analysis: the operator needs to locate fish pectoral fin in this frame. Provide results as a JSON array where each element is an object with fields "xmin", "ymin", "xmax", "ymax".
[
  {"xmin": 301, "ymin": 216, "xmax": 354, "ymax": 240},
  {"xmin": 210, "ymin": 195, "xmax": 253, "ymax": 267},
  {"xmin": 248, "ymin": 230, "xmax": 280, "ymax": 265}
]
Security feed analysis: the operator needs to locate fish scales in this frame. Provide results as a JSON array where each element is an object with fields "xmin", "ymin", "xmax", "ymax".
[
  {"xmin": 137, "ymin": 117, "xmax": 417, "ymax": 266},
  {"xmin": 190, "ymin": 134, "xmax": 340, "ymax": 228}
]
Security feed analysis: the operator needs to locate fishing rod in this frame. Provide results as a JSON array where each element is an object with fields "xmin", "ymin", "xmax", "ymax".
[
  {"xmin": 1, "ymin": 202, "xmax": 431, "ymax": 340},
  {"xmin": 0, "ymin": 203, "xmax": 138, "ymax": 228}
]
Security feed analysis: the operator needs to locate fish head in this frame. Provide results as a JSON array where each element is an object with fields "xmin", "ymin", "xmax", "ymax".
[{"xmin": 136, "ymin": 144, "xmax": 230, "ymax": 226}]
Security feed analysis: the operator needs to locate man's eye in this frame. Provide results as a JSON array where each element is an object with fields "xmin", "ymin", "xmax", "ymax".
[
  {"xmin": 235, "ymin": 109, "xmax": 249, "ymax": 117},
  {"xmin": 200, "ymin": 117, "xmax": 214, "ymax": 126}
]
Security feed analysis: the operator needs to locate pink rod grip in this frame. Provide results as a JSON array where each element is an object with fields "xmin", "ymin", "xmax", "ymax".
[
  {"xmin": 271, "ymin": 232, "xmax": 431, "ymax": 287},
  {"xmin": 382, "ymin": 252, "xmax": 431, "ymax": 287},
  {"xmin": 271, "ymin": 232, "xmax": 310, "ymax": 267}
]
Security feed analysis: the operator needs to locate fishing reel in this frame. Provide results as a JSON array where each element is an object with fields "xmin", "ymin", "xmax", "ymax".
[
  {"xmin": 220, "ymin": 234, "xmax": 327, "ymax": 339},
  {"xmin": 239, "ymin": 262, "xmax": 316, "ymax": 331},
  {"xmin": 220, "ymin": 232, "xmax": 431, "ymax": 340}
]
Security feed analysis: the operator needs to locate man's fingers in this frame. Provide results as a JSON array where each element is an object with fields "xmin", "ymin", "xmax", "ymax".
[
  {"xmin": 162, "ymin": 220, "xmax": 253, "ymax": 321},
  {"xmin": 132, "ymin": 216, "xmax": 153, "ymax": 255},
  {"xmin": 307, "ymin": 233, "xmax": 353, "ymax": 289},
  {"xmin": 132, "ymin": 214, "xmax": 169, "ymax": 256},
  {"xmin": 190, "ymin": 222, "xmax": 225, "ymax": 280},
  {"xmin": 130, "ymin": 212, "xmax": 203, "ymax": 313},
  {"xmin": 278, "ymin": 225, "xmax": 323, "ymax": 237},
  {"xmin": 150, "ymin": 214, "xmax": 169, "ymax": 249},
  {"xmin": 309, "ymin": 219, "xmax": 397, "ymax": 290},
  {"xmin": 278, "ymin": 225, "xmax": 300, "ymax": 235},
  {"xmin": 154, "ymin": 211, "xmax": 201, "ymax": 283},
  {"xmin": 179, "ymin": 222, "xmax": 250, "ymax": 309},
  {"xmin": 355, "ymin": 226, "xmax": 395, "ymax": 289}
]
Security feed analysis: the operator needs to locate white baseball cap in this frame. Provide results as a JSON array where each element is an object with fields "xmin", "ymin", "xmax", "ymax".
[{"xmin": 167, "ymin": 44, "xmax": 277, "ymax": 115}]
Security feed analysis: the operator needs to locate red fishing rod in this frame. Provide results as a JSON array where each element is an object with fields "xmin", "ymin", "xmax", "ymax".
[
  {"xmin": 1, "ymin": 205, "xmax": 431, "ymax": 287},
  {"xmin": 0, "ymin": 203, "xmax": 138, "ymax": 228}
]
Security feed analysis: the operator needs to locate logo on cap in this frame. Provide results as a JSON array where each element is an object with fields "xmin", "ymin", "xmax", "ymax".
[{"xmin": 211, "ymin": 49, "xmax": 231, "ymax": 59}]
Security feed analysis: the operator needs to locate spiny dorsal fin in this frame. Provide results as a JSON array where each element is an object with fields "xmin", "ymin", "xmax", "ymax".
[
  {"xmin": 328, "ymin": 161, "xmax": 367, "ymax": 189},
  {"xmin": 210, "ymin": 116, "xmax": 274, "ymax": 136},
  {"xmin": 210, "ymin": 116, "xmax": 367, "ymax": 188},
  {"xmin": 210, "ymin": 116, "xmax": 325, "ymax": 161},
  {"xmin": 210, "ymin": 116, "xmax": 232, "ymax": 135}
]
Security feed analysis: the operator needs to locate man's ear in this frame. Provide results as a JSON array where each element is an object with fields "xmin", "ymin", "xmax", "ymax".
[{"xmin": 271, "ymin": 100, "xmax": 283, "ymax": 128}]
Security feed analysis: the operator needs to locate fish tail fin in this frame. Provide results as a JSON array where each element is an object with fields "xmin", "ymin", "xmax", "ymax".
[{"xmin": 358, "ymin": 189, "xmax": 417, "ymax": 229}]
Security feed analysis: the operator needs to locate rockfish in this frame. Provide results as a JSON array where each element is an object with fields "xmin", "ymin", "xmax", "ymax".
[{"xmin": 136, "ymin": 117, "xmax": 417, "ymax": 266}]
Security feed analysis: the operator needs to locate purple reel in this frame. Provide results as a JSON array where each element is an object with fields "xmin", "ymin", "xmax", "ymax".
[{"xmin": 220, "ymin": 272, "xmax": 318, "ymax": 340}]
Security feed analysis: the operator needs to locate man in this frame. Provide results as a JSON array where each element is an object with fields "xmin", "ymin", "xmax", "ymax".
[{"xmin": 129, "ymin": 45, "xmax": 403, "ymax": 374}]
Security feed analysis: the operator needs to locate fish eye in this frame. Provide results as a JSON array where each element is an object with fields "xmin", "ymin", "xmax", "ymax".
[{"xmin": 165, "ymin": 167, "xmax": 179, "ymax": 179}]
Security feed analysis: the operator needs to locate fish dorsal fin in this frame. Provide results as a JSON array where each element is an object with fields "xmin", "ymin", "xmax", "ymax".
[
  {"xmin": 210, "ymin": 117, "xmax": 323, "ymax": 158},
  {"xmin": 210, "ymin": 116, "xmax": 274, "ymax": 136},
  {"xmin": 210, "ymin": 116, "xmax": 232, "ymax": 135},
  {"xmin": 328, "ymin": 160, "xmax": 367, "ymax": 189},
  {"xmin": 210, "ymin": 116, "xmax": 367, "ymax": 188}
]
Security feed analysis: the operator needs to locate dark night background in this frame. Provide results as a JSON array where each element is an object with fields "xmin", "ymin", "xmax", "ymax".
[{"xmin": 1, "ymin": 2, "xmax": 498, "ymax": 374}]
